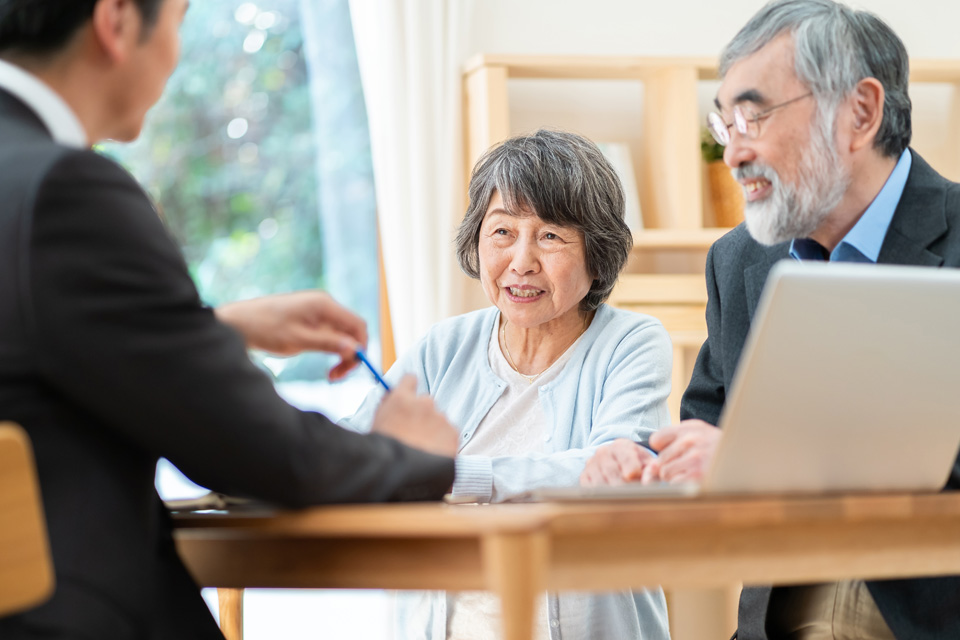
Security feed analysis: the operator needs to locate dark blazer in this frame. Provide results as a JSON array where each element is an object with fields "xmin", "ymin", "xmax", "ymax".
[
  {"xmin": 681, "ymin": 151, "xmax": 960, "ymax": 640},
  {"xmin": 0, "ymin": 88, "xmax": 454, "ymax": 639}
]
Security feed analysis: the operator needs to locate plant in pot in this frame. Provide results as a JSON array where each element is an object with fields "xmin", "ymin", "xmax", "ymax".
[{"xmin": 701, "ymin": 128, "xmax": 744, "ymax": 228}]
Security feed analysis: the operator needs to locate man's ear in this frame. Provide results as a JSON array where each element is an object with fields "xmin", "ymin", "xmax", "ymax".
[
  {"xmin": 849, "ymin": 77, "xmax": 885, "ymax": 152},
  {"xmin": 90, "ymin": 0, "xmax": 141, "ymax": 63}
]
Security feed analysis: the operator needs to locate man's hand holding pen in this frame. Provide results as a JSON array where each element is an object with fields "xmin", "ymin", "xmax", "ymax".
[
  {"xmin": 372, "ymin": 375, "xmax": 459, "ymax": 458},
  {"xmin": 215, "ymin": 290, "xmax": 367, "ymax": 381}
]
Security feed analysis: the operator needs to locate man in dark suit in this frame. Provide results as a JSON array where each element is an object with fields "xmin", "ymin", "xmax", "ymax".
[
  {"xmin": 0, "ymin": 0, "xmax": 458, "ymax": 637},
  {"xmin": 581, "ymin": 1, "xmax": 960, "ymax": 638}
]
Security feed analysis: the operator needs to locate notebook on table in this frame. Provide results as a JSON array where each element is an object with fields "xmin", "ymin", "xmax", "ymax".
[{"xmin": 516, "ymin": 261, "xmax": 960, "ymax": 502}]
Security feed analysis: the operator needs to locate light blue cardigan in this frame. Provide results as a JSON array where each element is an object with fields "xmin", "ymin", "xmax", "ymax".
[
  {"xmin": 341, "ymin": 303, "xmax": 673, "ymax": 640},
  {"xmin": 342, "ymin": 303, "xmax": 672, "ymax": 500}
]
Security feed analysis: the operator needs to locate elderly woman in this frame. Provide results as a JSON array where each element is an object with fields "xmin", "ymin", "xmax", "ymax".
[{"xmin": 344, "ymin": 129, "xmax": 671, "ymax": 640}]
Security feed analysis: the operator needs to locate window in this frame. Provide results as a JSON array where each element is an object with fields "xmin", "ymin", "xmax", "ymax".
[{"xmin": 103, "ymin": 0, "xmax": 380, "ymax": 439}]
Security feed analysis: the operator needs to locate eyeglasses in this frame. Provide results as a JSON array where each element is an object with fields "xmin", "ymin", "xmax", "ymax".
[{"xmin": 707, "ymin": 92, "xmax": 813, "ymax": 146}]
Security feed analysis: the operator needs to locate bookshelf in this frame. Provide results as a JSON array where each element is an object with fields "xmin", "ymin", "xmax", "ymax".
[
  {"xmin": 464, "ymin": 55, "xmax": 717, "ymax": 234},
  {"xmin": 463, "ymin": 54, "xmax": 960, "ymax": 252}
]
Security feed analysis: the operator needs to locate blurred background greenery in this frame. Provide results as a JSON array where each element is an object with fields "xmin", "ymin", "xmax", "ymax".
[{"xmin": 102, "ymin": 0, "xmax": 380, "ymax": 388}]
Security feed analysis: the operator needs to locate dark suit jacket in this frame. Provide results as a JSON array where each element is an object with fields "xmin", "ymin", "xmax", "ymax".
[
  {"xmin": 0, "ymin": 88, "xmax": 454, "ymax": 639},
  {"xmin": 681, "ymin": 151, "xmax": 960, "ymax": 640}
]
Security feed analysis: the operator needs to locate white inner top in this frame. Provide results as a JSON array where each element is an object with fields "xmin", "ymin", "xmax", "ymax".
[{"xmin": 446, "ymin": 315, "xmax": 583, "ymax": 640}]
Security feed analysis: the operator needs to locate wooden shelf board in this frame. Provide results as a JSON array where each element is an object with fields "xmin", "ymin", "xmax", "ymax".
[
  {"xmin": 612, "ymin": 274, "xmax": 708, "ymax": 305},
  {"xmin": 464, "ymin": 54, "xmax": 718, "ymax": 81},
  {"xmin": 632, "ymin": 228, "xmax": 732, "ymax": 250},
  {"xmin": 909, "ymin": 60, "xmax": 960, "ymax": 83},
  {"xmin": 669, "ymin": 330, "xmax": 709, "ymax": 348},
  {"xmin": 464, "ymin": 55, "xmax": 960, "ymax": 84}
]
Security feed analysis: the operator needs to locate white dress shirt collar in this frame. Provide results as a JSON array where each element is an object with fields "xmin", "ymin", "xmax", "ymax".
[{"xmin": 0, "ymin": 58, "xmax": 88, "ymax": 148}]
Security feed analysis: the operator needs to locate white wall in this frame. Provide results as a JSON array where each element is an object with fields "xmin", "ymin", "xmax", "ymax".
[{"xmin": 462, "ymin": 0, "xmax": 960, "ymax": 59}]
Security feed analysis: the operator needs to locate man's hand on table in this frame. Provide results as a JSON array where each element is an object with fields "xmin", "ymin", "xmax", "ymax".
[
  {"xmin": 580, "ymin": 438, "xmax": 659, "ymax": 486},
  {"xmin": 215, "ymin": 291, "xmax": 367, "ymax": 380},
  {"xmin": 371, "ymin": 375, "xmax": 459, "ymax": 458},
  {"xmin": 651, "ymin": 420, "xmax": 722, "ymax": 483},
  {"xmin": 580, "ymin": 420, "xmax": 723, "ymax": 486}
]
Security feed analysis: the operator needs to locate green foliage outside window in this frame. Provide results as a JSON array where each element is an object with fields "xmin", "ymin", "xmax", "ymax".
[
  {"xmin": 103, "ymin": 0, "xmax": 323, "ymax": 307},
  {"xmin": 103, "ymin": 0, "xmax": 381, "ymax": 385}
]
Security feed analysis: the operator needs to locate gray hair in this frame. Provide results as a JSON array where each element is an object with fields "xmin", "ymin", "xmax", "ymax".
[
  {"xmin": 456, "ymin": 129, "xmax": 633, "ymax": 313},
  {"xmin": 720, "ymin": 0, "xmax": 911, "ymax": 157}
]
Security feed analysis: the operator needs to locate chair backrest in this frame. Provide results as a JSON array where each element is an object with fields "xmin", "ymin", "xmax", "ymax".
[{"xmin": 0, "ymin": 422, "xmax": 54, "ymax": 617}]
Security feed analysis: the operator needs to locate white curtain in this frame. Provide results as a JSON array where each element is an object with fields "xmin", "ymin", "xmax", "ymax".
[{"xmin": 349, "ymin": 0, "xmax": 473, "ymax": 354}]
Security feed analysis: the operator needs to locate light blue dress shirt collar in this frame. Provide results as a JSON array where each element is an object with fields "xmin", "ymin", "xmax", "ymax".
[{"xmin": 790, "ymin": 149, "xmax": 912, "ymax": 263}]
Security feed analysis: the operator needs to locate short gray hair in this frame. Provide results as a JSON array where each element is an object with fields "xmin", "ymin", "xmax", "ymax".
[
  {"xmin": 720, "ymin": 0, "xmax": 911, "ymax": 157},
  {"xmin": 456, "ymin": 129, "xmax": 633, "ymax": 312}
]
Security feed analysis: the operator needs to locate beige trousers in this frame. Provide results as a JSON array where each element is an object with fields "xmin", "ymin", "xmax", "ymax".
[{"xmin": 765, "ymin": 581, "xmax": 897, "ymax": 640}]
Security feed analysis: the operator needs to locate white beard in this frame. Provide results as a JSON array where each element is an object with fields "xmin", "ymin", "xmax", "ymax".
[{"xmin": 735, "ymin": 118, "xmax": 851, "ymax": 246}]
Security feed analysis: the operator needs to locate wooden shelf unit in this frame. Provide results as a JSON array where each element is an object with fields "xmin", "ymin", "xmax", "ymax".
[
  {"xmin": 463, "ymin": 54, "xmax": 960, "ymax": 249},
  {"xmin": 464, "ymin": 55, "xmax": 718, "ymax": 233}
]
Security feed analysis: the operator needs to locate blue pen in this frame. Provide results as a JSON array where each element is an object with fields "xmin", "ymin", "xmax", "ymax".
[{"xmin": 355, "ymin": 350, "xmax": 391, "ymax": 391}]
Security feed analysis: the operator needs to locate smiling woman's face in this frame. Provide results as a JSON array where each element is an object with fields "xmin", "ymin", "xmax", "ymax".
[{"xmin": 478, "ymin": 190, "xmax": 593, "ymax": 331}]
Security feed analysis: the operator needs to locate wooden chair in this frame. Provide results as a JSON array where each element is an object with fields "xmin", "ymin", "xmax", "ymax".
[
  {"xmin": 0, "ymin": 422, "xmax": 55, "ymax": 617},
  {"xmin": 608, "ymin": 274, "xmax": 708, "ymax": 422}
]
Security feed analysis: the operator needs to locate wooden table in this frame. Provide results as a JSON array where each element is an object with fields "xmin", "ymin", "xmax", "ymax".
[{"xmin": 173, "ymin": 492, "xmax": 960, "ymax": 640}]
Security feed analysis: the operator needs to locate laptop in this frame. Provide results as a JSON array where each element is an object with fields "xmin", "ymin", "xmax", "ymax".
[{"xmin": 520, "ymin": 261, "xmax": 960, "ymax": 501}]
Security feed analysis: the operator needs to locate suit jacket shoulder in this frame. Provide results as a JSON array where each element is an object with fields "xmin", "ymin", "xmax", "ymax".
[{"xmin": 879, "ymin": 151, "xmax": 960, "ymax": 268}]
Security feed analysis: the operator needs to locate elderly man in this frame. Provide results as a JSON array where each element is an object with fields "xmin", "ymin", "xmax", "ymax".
[
  {"xmin": 0, "ymin": 0, "xmax": 458, "ymax": 638},
  {"xmin": 582, "ymin": 1, "xmax": 960, "ymax": 638}
]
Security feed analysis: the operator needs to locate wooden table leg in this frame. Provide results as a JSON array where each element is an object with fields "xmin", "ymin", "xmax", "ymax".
[
  {"xmin": 483, "ymin": 532, "xmax": 548, "ymax": 640},
  {"xmin": 217, "ymin": 588, "xmax": 244, "ymax": 640}
]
